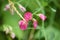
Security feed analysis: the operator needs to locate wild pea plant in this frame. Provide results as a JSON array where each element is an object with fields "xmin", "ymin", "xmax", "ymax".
[{"xmin": 2, "ymin": 0, "xmax": 60, "ymax": 40}]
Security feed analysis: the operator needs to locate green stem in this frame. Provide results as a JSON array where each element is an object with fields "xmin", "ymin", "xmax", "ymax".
[
  {"xmin": 49, "ymin": 7, "xmax": 56, "ymax": 26},
  {"xmin": 8, "ymin": 0, "xmax": 26, "ymax": 21},
  {"xmin": 27, "ymin": 27, "xmax": 40, "ymax": 29},
  {"xmin": 29, "ymin": 29, "xmax": 34, "ymax": 40},
  {"xmin": 25, "ymin": 0, "xmax": 30, "ymax": 8},
  {"xmin": 33, "ymin": 8, "xmax": 41, "ymax": 15},
  {"xmin": 14, "ymin": 0, "xmax": 24, "ymax": 4},
  {"xmin": 36, "ymin": 0, "xmax": 47, "ymax": 40}
]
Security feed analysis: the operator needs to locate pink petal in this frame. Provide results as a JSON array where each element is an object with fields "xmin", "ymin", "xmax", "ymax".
[
  {"xmin": 4, "ymin": 4, "xmax": 10, "ymax": 11},
  {"xmin": 24, "ymin": 12, "xmax": 32, "ymax": 21},
  {"xmin": 19, "ymin": 20, "xmax": 28, "ymax": 30},
  {"xmin": 38, "ymin": 14, "xmax": 46, "ymax": 21},
  {"xmin": 33, "ymin": 19, "xmax": 38, "ymax": 29}
]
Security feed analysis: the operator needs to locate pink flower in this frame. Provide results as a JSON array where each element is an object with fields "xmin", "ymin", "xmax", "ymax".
[
  {"xmin": 38, "ymin": 14, "xmax": 46, "ymax": 21},
  {"xmin": 33, "ymin": 19, "xmax": 38, "ymax": 29},
  {"xmin": 4, "ymin": 4, "xmax": 10, "ymax": 11},
  {"xmin": 24, "ymin": 12, "xmax": 32, "ymax": 21},
  {"xmin": 19, "ymin": 20, "xmax": 28, "ymax": 30}
]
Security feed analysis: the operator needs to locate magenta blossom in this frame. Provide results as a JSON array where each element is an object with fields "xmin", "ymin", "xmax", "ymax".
[
  {"xmin": 33, "ymin": 19, "xmax": 38, "ymax": 29},
  {"xmin": 24, "ymin": 12, "xmax": 32, "ymax": 21},
  {"xmin": 38, "ymin": 14, "xmax": 46, "ymax": 21},
  {"xmin": 19, "ymin": 20, "xmax": 28, "ymax": 30}
]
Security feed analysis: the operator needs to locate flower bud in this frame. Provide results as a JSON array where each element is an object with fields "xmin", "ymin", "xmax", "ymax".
[
  {"xmin": 38, "ymin": 14, "xmax": 46, "ymax": 21},
  {"xmin": 3, "ymin": 25, "xmax": 13, "ymax": 34},
  {"xmin": 19, "ymin": 20, "xmax": 28, "ymax": 30},
  {"xmin": 33, "ymin": 19, "xmax": 38, "ymax": 29},
  {"xmin": 5, "ymin": 27, "xmax": 10, "ymax": 34},
  {"xmin": 4, "ymin": 4, "xmax": 10, "ymax": 11},
  {"xmin": 19, "ymin": 4, "xmax": 26, "ymax": 12},
  {"xmin": 24, "ymin": 12, "xmax": 32, "ymax": 21},
  {"xmin": 8, "ymin": 26, "xmax": 12, "ymax": 31},
  {"xmin": 10, "ymin": 32, "xmax": 15, "ymax": 39}
]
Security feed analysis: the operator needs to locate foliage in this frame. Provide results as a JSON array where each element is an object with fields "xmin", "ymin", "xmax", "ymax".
[{"xmin": 0, "ymin": 0, "xmax": 60, "ymax": 40}]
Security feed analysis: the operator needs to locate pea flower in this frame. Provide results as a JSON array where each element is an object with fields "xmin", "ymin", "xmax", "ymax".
[
  {"xmin": 4, "ymin": 4, "xmax": 10, "ymax": 11},
  {"xmin": 19, "ymin": 20, "xmax": 28, "ymax": 30},
  {"xmin": 4, "ymin": 27, "xmax": 10, "ymax": 34},
  {"xmin": 24, "ymin": 12, "xmax": 32, "ymax": 21},
  {"xmin": 19, "ymin": 4, "xmax": 26, "ymax": 12},
  {"xmin": 3, "ymin": 25, "xmax": 13, "ymax": 34},
  {"xmin": 33, "ymin": 19, "xmax": 38, "ymax": 29},
  {"xmin": 10, "ymin": 32, "xmax": 15, "ymax": 39},
  {"xmin": 8, "ymin": 26, "xmax": 12, "ymax": 31},
  {"xmin": 38, "ymin": 14, "xmax": 46, "ymax": 21},
  {"xmin": 4, "ymin": 4, "xmax": 14, "ymax": 15}
]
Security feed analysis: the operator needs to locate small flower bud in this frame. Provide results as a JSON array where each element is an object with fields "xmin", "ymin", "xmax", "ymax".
[
  {"xmin": 10, "ymin": 32, "xmax": 15, "ymax": 39},
  {"xmin": 5, "ymin": 27, "xmax": 10, "ymax": 34},
  {"xmin": 3, "ymin": 25, "xmax": 13, "ymax": 34},
  {"xmin": 38, "ymin": 14, "xmax": 46, "ymax": 21},
  {"xmin": 24, "ymin": 12, "xmax": 32, "ymax": 21},
  {"xmin": 19, "ymin": 4, "xmax": 26, "ymax": 12},
  {"xmin": 19, "ymin": 20, "xmax": 28, "ymax": 30},
  {"xmin": 4, "ymin": 27, "xmax": 10, "ymax": 34},
  {"xmin": 33, "ymin": 19, "xmax": 38, "ymax": 29},
  {"xmin": 8, "ymin": 26, "xmax": 12, "ymax": 31},
  {"xmin": 4, "ymin": 4, "xmax": 10, "ymax": 11}
]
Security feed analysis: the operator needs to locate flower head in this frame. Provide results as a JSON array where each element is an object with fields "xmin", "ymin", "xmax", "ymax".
[
  {"xmin": 19, "ymin": 4, "xmax": 26, "ymax": 12},
  {"xmin": 19, "ymin": 20, "xmax": 28, "ymax": 30},
  {"xmin": 4, "ymin": 4, "xmax": 10, "ymax": 11},
  {"xmin": 3, "ymin": 25, "xmax": 13, "ymax": 34},
  {"xmin": 24, "ymin": 12, "xmax": 32, "ymax": 21},
  {"xmin": 33, "ymin": 19, "xmax": 38, "ymax": 29},
  {"xmin": 38, "ymin": 14, "xmax": 46, "ymax": 21},
  {"xmin": 10, "ymin": 32, "xmax": 15, "ymax": 39}
]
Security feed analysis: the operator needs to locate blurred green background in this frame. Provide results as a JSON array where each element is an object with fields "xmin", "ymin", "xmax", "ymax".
[{"xmin": 0, "ymin": 0, "xmax": 60, "ymax": 40}]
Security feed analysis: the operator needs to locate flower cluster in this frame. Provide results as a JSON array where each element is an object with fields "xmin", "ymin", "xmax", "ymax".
[
  {"xmin": 4, "ymin": 4, "xmax": 14, "ymax": 15},
  {"xmin": 19, "ymin": 12, "xmax": 34, "ymax": 30},
  {"xmin": 19, "ymin": 12, "xmax": 46, "ymax": 30},
  {"xmin": 3, "ymin": 25, "xmax": 15, "ymax": 39},
  {"xmin": 4, "ymin": 4, "xmax": 47, "ymax": 30},
  {"xmin": 18, "ymin": 4, "xmax": 46, "ymax": 30}
]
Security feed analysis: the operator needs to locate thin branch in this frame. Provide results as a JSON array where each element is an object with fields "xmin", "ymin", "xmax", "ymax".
[
  {"xmin": 29, "ymin": 29, "xmax": 35, "ymax": 40},
  {"xmin": 36, "ymin": 0, "xmax": 47, "ymax": 40},
  {"xmin": 8, "ymin": 0, "xmax": 26, "ymax": 21},
  {"xmin": 33, "ymin": 8, "xmax": 41, "ymax": 15}
]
